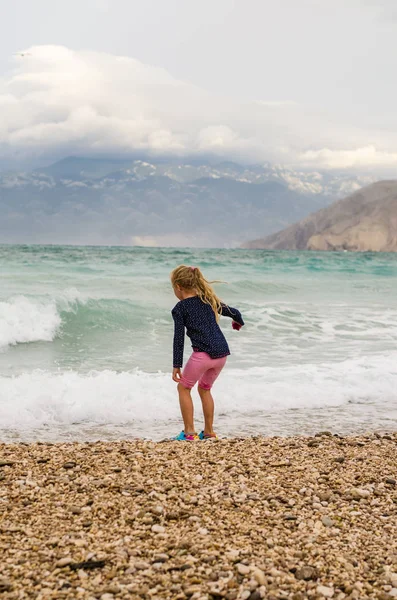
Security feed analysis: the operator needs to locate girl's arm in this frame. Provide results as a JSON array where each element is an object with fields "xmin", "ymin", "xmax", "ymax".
[
  {"xmin": 172, "ymin": 305, "xmax": 185, "ymax": 368},
  {"xmin": 220, "ymin": 303, "xmax": 245, "ymax": 327}
]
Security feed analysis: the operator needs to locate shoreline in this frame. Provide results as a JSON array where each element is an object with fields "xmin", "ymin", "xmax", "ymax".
[{"xmin": 0, "ymin": 433, "xmax": 396, "ymax": 599}]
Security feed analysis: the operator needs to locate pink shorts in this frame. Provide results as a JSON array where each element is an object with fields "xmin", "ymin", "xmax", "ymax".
[{"xmin": 180, "ymin": 352, "xmax": 227, "ymax": 390}]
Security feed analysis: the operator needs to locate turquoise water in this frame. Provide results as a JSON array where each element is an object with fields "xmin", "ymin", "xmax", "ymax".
[{"xmin": 0, "ymin": 245, "xmax": 396, "ymax": 440}]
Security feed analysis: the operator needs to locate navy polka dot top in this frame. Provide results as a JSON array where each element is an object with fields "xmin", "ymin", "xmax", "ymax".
[{"xmin": 171, "ymin": 296, "xmax": 244, "ymax": 368}]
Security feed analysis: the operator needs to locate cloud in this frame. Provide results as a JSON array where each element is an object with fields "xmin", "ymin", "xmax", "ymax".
[
  {"xmin": 1, "ymin": 45, "xmax": 397, "ymax": 173},
  {"xmin": 2, "ymin": 45, "xmax": 258, "ymax": 159},
  {"xmin": 130, "ymin": 233, "xmax": 212, "ymax": 248},
  {"xmin": 299, "ymin": 145, "xmax": 397, "ymax": 170},
  {"xmin": 364, "ymin": 0, "xmax": 397, "ymax": 20}
]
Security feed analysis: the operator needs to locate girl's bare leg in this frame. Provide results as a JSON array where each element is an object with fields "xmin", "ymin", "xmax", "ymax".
[
  {"xmin": 177, "ymin": 383, "xmax": 195, "ymax": 433},
  {"xmin": 198, "ymin": 386, "xmax": 215, "ymax": 435}
]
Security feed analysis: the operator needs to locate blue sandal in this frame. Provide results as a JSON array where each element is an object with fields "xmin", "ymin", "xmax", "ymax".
[
  {"xmin": 172, "ymin": 431, "xmax": 199, "ymax": 441},
  {"xmin": 198, "ymin": 431, "xmax": 218, "ymax": 440}
]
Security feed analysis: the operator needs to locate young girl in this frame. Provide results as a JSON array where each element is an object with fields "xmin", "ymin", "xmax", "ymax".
[{"xmin": 170, "ymin": 265, "xmax": 244, "ymax": 441}]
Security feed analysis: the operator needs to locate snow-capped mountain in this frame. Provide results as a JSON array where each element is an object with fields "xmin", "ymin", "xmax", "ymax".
[
  {"xmin": 32, "ymin": 155, "xmax": 375, "ymax": 197},
  {"xmin": 0, "ymin": 157, "xmax": 377, "ymax": 247}
]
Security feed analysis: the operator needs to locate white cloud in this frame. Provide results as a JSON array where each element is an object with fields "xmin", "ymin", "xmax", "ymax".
[
  {"xmin": 1, "ymin": 45, "xmax": 397, "ymax": 173},
  {"xmin": 131, "ymin": 233, "xmax": 213, "ymax": 248},
  {"xmin": 299, "ymin": 145, "xmax": 397, "ymax": 170}
]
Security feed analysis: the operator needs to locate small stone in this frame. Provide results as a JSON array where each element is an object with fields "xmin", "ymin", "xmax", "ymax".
[
  {"xmin": 63, "ymin": 462, "xmax": 77, "ymax": 469},
  {"xmin": 350, "ymin": 488, "xmax": 370, "ymax": 499},
  {"xmin": 248, "ymin": 592, "xmax": 261, "ymax": 600},
  {"xmin": 322, "ymin": 516, "xmax": 335, "ymax": 527},
  {"xmin": 389, "ymin": 589, "xmax": 397, "ymax": 598},
  {"xmin": 385, "ymin": 478, "xmax": 396, "ymax": 486},
  {"xmin": 198, "ymin": 528, "xmax": 209, "ymax": 535},
  {"xmin": 184, "ymin": 585, "xmax": 201, "ymax": 596},
  {"xmin": 333, "ymin": 456, "xmax": 345, "ymax": 463},
  {"xmin": 153, "ymin": 553, "xmax": 169, "ymax": 563},
  {"xmin": 70, "ymin": 506, "xmax": 82, "ymax": 515},
  {"xmin": 237, "ymin": 563, "xmax": 251, "ymax": 576},
  {"xmin": 68, "ymin": 560, "xmax": 104, "ymax": 571},
  {"xmin": 151, "ymin": 524, "xmax": 165, "ymax": 533},
  {"xmin": 226, "ymin": 549, "xmax": 240, "ymax": 561},
  {"xmin": 56, "ymin": 557, "xmax": 73, "ymax": 567},
  {"xmin": 252, "ymin": 569, "xmax": 266, "ymax": 586},
  {"xmin": 0, "ymin": 580, "xmax": 13, "ymax": 592},
  {"xmin": 134, "ymin": 561, "xmax": 150, "ymax": 570},
  {"xmin": 317, "ymin": 585, "xmax": 334, "ymax": 598},
  {"xmin": 319, "ymin": 491, "xmax": 332, "ymax": 501},
  {"xmin": 295, "ymin": 566, "xmax": 319, "ymax": 581},
  {"xmin": 104, "ymin": 584, "xmax": 121, "ymax": 594},
  {"xmin": 151, "ymin": 505, "xmax": 164, "ymax": 515}
]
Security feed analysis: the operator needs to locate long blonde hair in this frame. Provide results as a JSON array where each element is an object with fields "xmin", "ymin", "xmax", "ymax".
[{"xmin": 171, "ymin": 265, "xmax": 223, "ymax": 321}]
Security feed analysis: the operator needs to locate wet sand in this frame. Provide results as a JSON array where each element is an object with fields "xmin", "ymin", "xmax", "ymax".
[{"xmin": 0, "ymin": 433, "xmax": 396, "ymax": 599}]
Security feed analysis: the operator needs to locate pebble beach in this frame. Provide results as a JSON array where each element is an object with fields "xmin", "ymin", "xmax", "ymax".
[{"xmin": 0, "ymin": 434, "xmax": 396, "ymax": 600}]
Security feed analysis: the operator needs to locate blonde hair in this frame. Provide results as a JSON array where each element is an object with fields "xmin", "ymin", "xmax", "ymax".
[{"xmin": 171, "ymin": 265, "xmax": 223, "ymax": 321}]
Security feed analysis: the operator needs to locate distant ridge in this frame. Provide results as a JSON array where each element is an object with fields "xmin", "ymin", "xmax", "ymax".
[
  {"xmin": 243, "ymin": 181, "xmax": 397, "ymax": 252},
  {"xmin": 0, "ymin": 155, "xmax": 379, "ymax": 247}
]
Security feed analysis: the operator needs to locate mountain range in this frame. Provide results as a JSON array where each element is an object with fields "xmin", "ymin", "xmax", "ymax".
[
  {"xmin": 0, "ymin": 156, "xmax": 376, "ymax": 247},
  {"xmin": 244, "ymin": 181, "xmax": 397, "ymax": 252}
]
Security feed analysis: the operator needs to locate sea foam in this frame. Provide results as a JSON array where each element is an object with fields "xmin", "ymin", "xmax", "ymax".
[
  {"xmin": 0, "ymin": 296, "xmax": 61, "ymax": 349},
  {"xmin": 0, "ymin": 290, "xmax": 85, "ymax": 350},
  {"xmin": 0, "ymin": 352, "xmax": 396, "ymax": 438}
]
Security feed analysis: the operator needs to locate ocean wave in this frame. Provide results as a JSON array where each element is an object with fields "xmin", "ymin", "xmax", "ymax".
[
  {"xmin": 0, "ymin": 354, "xmax": 396, "ymax": 434},
  {"xmin": 0, "ymin": 296, "xmax": 62, "ymax": 349},
  {"xmin": 0, "ymin": 290, "xmax": 85, "ymax": 350},
  {"xmin": 0, "ymin": 290, "xmax": 170, "ymax": 354}
]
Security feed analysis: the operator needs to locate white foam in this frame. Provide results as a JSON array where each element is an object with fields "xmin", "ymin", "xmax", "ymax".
[
  {"xmin": 0, "ymin": 296, "xmax": 61, "ymax": 349},
  {"xmin": 0, "ymin": 290, "xmax": 87, "ymax": 350},
  {"xmin": 0, "ymin": 353, "xmax": 396, "ymax": 434}
]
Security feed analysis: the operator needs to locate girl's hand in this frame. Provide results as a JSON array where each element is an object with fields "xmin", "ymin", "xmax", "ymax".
[
  {"xmin": 232, "ymin": 321, "xmax": 242, "ymax": 331},
  {"xmin": 172, "ymin": 368, "xmax": 181, "ymax": 383}
]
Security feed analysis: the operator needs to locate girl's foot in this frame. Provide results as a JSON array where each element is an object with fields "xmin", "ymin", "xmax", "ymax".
[
  {"xmin": 172, "ymin": 431, "xmax": 199, "ymax": 441},
  {"xmin": 199, "ymin": 431, "xmax": 218, "ymax": 440}
]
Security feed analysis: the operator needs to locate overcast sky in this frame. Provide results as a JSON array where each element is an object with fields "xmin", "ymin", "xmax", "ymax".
[{"xmin": 1, "ymin": 0, "xmax": 397, "ymax": 172}]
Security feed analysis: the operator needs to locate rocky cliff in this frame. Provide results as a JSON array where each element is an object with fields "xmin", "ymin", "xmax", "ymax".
[{"xmin": 243, "ymin": 180, "xmax": 397, "ymax": 252}]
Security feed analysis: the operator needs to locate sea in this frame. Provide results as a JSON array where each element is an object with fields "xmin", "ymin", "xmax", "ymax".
[{"xmin": 0, "ymin": 244, "xmax": 396, "ymax": 442}]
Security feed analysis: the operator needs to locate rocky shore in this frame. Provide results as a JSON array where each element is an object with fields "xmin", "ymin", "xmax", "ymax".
[{"xmin": 0, "ymin": 434, "xmax": 396, "ymax": 600}]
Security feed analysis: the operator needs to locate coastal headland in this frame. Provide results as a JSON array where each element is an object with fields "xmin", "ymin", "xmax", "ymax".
[{"xmin": 0, "ymin": 434, "xmax": 396, "ymax": 599}]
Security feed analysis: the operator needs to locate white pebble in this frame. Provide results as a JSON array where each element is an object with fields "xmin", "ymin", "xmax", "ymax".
[
  {"xmin": 252, "ymin": 568, "xmax": 266, "ymax": 585},
  {"xmin": 237, "ymin": 563, "xmax": 250, "ymax": 575},
  {"xmin": 56, "ymin": 557, "xmax": 72, "ymax": 567},
  {"xmin": 317, "ymin": 585, "xmax": 335, "ymax": 598}
]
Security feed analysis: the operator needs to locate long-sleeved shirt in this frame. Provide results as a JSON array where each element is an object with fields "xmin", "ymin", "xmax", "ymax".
[{"xmin": 171, "ymin": 296, "xmax": 244, "ymax": 368}]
